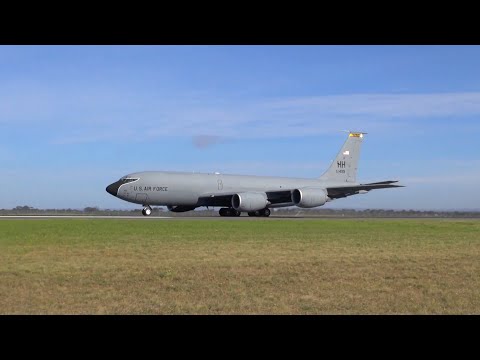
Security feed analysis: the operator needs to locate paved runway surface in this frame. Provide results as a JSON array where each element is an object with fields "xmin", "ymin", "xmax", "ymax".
[
  {"xmin": 2, "ymin": 215, "xmax": 476, "ymax": 221},
  {"xmin": 0, "ymin": 215, "xmax": 302, "ymax": 220},
  {"xmin": 0, "ymin": 215, "xmax": 173, "ymax": 220},
  {"xmin": 0, "ymin": 215, "xmax": 324, "ymax": 220}
]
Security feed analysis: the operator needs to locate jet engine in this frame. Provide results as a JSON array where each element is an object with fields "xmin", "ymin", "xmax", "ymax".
[
  {"xmin": 231, "ymin": 192, "xmax": 269, "ymax": 212},
  {"xmin": 292, "ymin": 188, "xmax": 328, "ymax": 208}
]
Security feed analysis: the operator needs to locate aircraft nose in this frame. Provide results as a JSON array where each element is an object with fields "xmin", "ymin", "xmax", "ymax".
[{"xmin": 106, "ymin": 181, "xmax": 121, "ymax": 197}]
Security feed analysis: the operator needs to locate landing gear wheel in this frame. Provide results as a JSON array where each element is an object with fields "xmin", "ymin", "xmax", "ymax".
[
  {"xmin": 142, "ymin": 206, "xmax": 152, "ymax": 216},
  {"xmin": 247, "ymin": 209, "xmax": 270, "ymax": 217},
  {"xmin": 219, "ymin": 208, "xmax": 241, "ymax": 217}
]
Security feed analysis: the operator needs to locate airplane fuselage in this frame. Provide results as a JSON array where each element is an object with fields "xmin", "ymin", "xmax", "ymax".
[{"xmin": 107, "ymin": 171, "xmax": 345, "ymax": 208}]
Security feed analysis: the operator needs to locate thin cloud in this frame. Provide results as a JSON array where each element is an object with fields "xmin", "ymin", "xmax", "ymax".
[
  {"xmin": 135, "ymin": 92, "xmax": 480, "ymax": 141},
  {"xmin": 403, "ymin": 173, "xmax": 480, "ymax": 185},
  {"xmin": 5, "ymin": 89, "xmax": 480, "ymax": 144},
  {"xmin": 264, "ymin": 92, "xmax": 480, "ymax": 118},
  {"xmin": 192, "ymin": 135, "xmax": 226, "ymax": 149},
  {"xmin": 52, "ymin": 133, "xmax": 120, "ymax": 145}
]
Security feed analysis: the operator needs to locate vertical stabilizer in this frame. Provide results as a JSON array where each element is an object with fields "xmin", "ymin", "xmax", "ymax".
[{"xmin": 319, "ymin": 132, "xmax": 365, "ymax": 183}]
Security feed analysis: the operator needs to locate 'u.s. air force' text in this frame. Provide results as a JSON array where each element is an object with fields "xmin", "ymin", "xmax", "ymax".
[{"xmin": 134, "ymin": 186, "xmax": 168, "ymax": 192}]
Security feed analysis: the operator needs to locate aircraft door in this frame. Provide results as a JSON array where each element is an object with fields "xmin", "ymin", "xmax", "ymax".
[
  {"xmin": 121, "ymin": 186, "xmax": 130, "ymax": 199},
  {"xmin": 135, "ymin": 193, "xmax": 148, "ymax": 204},
  {"xmin": 217, "ymin": 179, "xmax": 223, "ymax": 191}
]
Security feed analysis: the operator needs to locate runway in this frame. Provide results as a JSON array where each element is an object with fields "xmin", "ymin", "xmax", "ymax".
[
  {"xmin": 1, "ymin": 215, "xmax": 477, "ymax": 221},
  {"xmin": 0, "ymin": 215, "xmax": 292, "ymax": 220},
  {"xmin": 0, "ymin": 215, "xmax": 329, "ymax": 221},
  {"xmin": 0, "ymin": 215, "xmax": 173, "ymax": 220}
]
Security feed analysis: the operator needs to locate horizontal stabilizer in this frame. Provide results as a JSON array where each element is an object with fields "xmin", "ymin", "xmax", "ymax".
[
  {"xmin": 327, "ymin": 181, "xmax": 404, "ymax": 199},
  {"xmin": 363, "ymin": 180, "xmax": 399, "ymax": 185}
]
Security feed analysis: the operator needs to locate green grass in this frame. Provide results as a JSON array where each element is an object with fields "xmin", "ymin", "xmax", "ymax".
[{"xmin": 0, "ymin": 219, "xmax": 479, "ymax": 314}]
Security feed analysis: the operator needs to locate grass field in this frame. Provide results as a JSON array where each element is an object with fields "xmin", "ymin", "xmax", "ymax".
[{"xmin": 0, "ymin": 218, "xmax": 479, "ymax": 314}]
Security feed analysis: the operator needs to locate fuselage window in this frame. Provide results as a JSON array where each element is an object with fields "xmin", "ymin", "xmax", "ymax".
[{"xmin": 120, "ymin": 178, "xmax": 138, "ymax": 184}]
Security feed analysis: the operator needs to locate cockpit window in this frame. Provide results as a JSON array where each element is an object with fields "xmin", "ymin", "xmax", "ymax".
[{"xmin": 119, "ymin": 178, "xmax": 138, "ymax": 184}]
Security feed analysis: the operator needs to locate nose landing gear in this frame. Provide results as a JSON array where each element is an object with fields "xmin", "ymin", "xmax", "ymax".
[{"xmin": 142, "ymin": 206, "xmax": 153, "ymax": 216}]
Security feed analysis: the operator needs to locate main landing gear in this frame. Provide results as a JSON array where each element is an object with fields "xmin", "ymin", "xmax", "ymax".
[
  {"xmin": 217, "ymin": 208, "xmax": 271, "ymax": 217},
  {"xmin": 142, "ymin": 205, "xmax": 152, "ymax": 216},
  {"xmin": 219, "ymin": 208, "xmax": 241, "ymax": 217},
  {"xmin": 247, "ymin": 208, "xmax": 271, "ymax": 217}
]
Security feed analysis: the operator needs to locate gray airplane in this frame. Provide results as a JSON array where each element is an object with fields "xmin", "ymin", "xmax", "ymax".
[{"xmin": 106, "ymin": 132, "xmax": 403, "ymax": 217}]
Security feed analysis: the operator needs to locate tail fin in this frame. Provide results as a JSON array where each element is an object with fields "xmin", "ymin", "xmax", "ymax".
[{"xmin": 319, "ymin": 131, "xmax": 366, "ymax": 183}]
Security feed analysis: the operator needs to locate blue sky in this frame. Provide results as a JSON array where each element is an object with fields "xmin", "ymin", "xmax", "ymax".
[{"xmin": 1, "ymin": 45, "xmax": 479, "ymax": 210}]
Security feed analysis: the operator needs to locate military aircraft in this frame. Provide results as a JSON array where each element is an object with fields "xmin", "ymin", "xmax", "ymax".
[{"xmin": 106, "ymin": 132, "xmax": 403, "ymax": 217}]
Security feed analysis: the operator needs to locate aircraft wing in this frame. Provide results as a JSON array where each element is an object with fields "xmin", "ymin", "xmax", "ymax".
[
  {"xmin": 197, "ymin": 181, "xmax": 403, "ymax": 206},
  {"xmin": 326, "ymin": 181, "xmax": 404, "ymax": 199},
  {"xmin": 197, "ymin": 189, "xmax": 294, "ymax": 207}
]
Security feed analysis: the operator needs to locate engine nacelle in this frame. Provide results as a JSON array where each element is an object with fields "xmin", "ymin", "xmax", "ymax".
[
  {"xmin": 231, "ymin": 192, "xmax": 268, "ymax": 212},
  {"xmin": 292, "ymin": 187, "xmax": 328, "ymax": 208}
]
